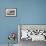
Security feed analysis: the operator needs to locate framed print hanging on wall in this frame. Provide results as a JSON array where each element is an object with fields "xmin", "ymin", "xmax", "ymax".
[{"xmin": 6, "ymin": 8, "xmax": 16, "ymax": 16}]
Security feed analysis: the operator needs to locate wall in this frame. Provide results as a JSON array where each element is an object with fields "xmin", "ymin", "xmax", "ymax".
[
  {"xmin": 20, "ymin": 0, "xmax": 46, "ymax": 24},
  {"xmin": 0, "ymin": 0, "xmax": 21, "ymax": 44},
  {"xmin": 0, "ymin": 0, "xmax": 46, "ymax": 44}
]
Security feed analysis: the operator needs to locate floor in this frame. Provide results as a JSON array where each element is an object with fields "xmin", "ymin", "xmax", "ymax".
[
  {"xmin": 0, "ymin": 44, "xmax": 18, "ymax": 46},
  {"xmin": 0, "ymin": 40, "xmax": 46, "ymax": 46},
  {"xmin": 19, "ymin": 39, "xmax": 46, "ymax": 46}
]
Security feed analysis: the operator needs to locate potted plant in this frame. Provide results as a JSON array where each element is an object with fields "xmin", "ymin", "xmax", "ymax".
[{"xmin": 8, "ymin": 32, "xmax": 16, "ymax": 46}]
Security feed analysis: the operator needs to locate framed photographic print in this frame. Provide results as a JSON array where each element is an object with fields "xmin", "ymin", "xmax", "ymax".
[{"xmin": 6, "ymin": 8, "xmax": 16, "ymax": 16}]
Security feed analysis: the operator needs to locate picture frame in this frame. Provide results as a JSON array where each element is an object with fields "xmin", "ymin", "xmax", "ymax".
[{"xmin": 6, "ymin": 8, "xmax": 16, "ymax": 16}]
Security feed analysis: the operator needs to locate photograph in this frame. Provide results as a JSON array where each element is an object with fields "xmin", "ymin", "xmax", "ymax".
[{"xmin": 6, "ymin": 8, "xmax": 16, "ymax": 16}]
